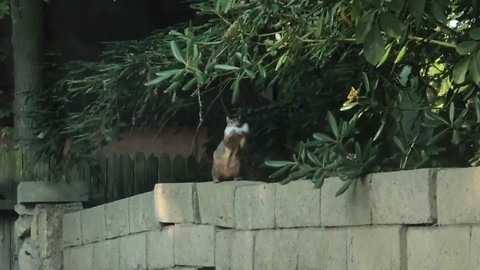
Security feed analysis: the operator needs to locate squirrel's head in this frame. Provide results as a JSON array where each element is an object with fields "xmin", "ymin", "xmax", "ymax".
[{"xmin": 226, "ymin": 116, "xmax": 242, "ymax": 127}]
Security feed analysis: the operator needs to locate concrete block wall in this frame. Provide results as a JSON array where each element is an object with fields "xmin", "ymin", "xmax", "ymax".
[{"xmin": 62, "ymin": 167, "xmax": 480, "ymax": 269}]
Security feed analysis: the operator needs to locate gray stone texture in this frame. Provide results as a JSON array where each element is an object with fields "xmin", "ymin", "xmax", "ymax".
[
  {"xmin": 105, "ymin": 197, "xmax": 130, "ymax": 238},
  {"xmin": 17, "ymin": 181, "xmax": 89, "ymax": 203},
  {"xmin": 275, "ymin": 180, "xmax": 321, "ymax": 228},
  {"xmin": 129, "ymin": 191, "xmax": 160, "ymax": 233},
  {"xmin": 93, "ymin": 239, "xmax": 120, "ymax": 270},
  {"xmin": 321, "ymin": 177, "xmax": 372, "ymax": 226},
  {"xmin": 197, "ymin": 181, "xmax": 260, "ymax": 228},
  {"xmin": 371, "ymin": 169, "xmax": 436, "ymax": 224},
  {"xmin": 254, "ymin": 229, "xmax": 298, "ymax": 270},
  {"xmin": 298, "ymin": 228, "xmax": 347, "ymax": 270},
  {"xmin": 146, "ymin": 226, "xmax": 175, "ymax": 269},
  {"xmin": 63, "ymin": 211, "xmax": 82, "ymax": 247},
  {"xmin": 407, "ymin": 226, "xmax": 471, "ymax": 270},
  {"xmin": 347, "ymin": 226, "xmax": 406, "ymax": 270},
  {"xmin": 81, "ymin": 205, "xmax": 106, "ymax": 244},
  {"xmin": 119, "ymin": 233, "xmax": 147, "ymax": 270},
  {"xmin": 437, "ymin": 167, "xmax": 480, "ymax": 224},
  {"xmin": 215, "ymin": 229, "xmax": 254, "ymax": 270},
  {"xmin": 63, "ymin": 244, "xmax": 94, "ymax": 270},
  {"xmin": 174, "ymin": 224, "xmax": 215, "ymax": 267},
  {"xmin": 234, "ymin": 183, "xmax": 275, "ymax": 229},
  {"xmin": 154, "ymin": 183, "xmax": 198, "ymax": 223}
]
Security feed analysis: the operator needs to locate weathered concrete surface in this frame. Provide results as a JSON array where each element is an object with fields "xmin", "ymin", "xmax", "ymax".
[
  {"xmin": 63, "ymin": 244, "xmax": 94, "ymax": 270},
  {"xmin": 154, "ymin": 183, "xmax": 198, "ymax": 223},
  {"xmin": 197, "ymin": 181, "xmax": 260, "ymax": 228},
  {"xmin": 371, "ymin": 169, "xmax": 436, "ymax": 224},
  {"xmin": 63, "ymin": 211, "xmax": 82, "ymax": 247},
  {"xmin": 17, "ymin": 181, "xmax": 89, "ymax": 203},
  {"xmin": 347, "ymin": 226, "xmax": 406, "ymax": 270},
  {"xmin": 321, "ymin": 177, "xmax": 372, "ymax": 226},
  {"xmin": 146, "ymin": 227, "xmax": 175, "ymax": 269},
  {"xmin": 254, "ymin": 229, "xmax": 298, "ymax": 270},
  {"xmin": 129, "ymin": 192, "xmax": 160, "ymax": 233},
  {"xmin": 235, "ymin": 183, "xmax": 275, "ymax": 229},
  {"xmin": 437, "ymin": 167, "xmax": 480, "ymax": 224},
  {"xmin": 81, "ymin": 205, "xmax": 106, "ymax": 244},
  {"xmin": 407, "ymin": 226, "xmax": 470, "ymax": 270},
  {"xmin": 469, "ymin": 226, "xmax": 480, "ymax": 268},
  {"xmin": 119, "ymin": 233, "xmax": 147, "ymax": 270},
  {"xmin": 215, "ymin": 229, "xmax": 254, "ymax": 270},
  {"xmin": 298, "ymin": 228, "xmax": 347, "ymax": 270},
  {"xmin": 174, "ymin": 224, "xmax": 215, "ymax": 267},
  {"xmin": 105, "ymin": 197, "xmax": 130, "ymax": 238},
  {"xmin": 93, "ymin": 239, "xmax": 120, "ymax": 270},
  {"xmin": 275, "ymin": 180, "xmax": 321, "ymax": 228}
]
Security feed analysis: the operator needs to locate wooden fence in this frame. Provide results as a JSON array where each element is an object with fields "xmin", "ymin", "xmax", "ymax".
[{"xmin": 0, "ymin": 148, "xmax": 211, "ymax": 204}]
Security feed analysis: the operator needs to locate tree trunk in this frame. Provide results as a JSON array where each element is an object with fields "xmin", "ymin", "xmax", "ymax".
[{"xmin": 9, "ymin": 0, "xmax": 44, "ymax": 142}]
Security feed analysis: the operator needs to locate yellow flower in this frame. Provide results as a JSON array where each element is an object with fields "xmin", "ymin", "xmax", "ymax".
[{"xmin": 347, "ymin": 87, "xmax": 358, "ymax": 101}]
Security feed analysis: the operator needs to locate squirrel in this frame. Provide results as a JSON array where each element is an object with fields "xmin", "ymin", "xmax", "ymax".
[{"xmin": 212, "ymin": 116, "xmax": 249, "ymax": 183}]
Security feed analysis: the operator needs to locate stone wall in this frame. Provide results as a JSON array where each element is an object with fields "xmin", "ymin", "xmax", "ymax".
[{"xmin": 61, "ymin": 167, "xmax": 480, "ymax": 270}]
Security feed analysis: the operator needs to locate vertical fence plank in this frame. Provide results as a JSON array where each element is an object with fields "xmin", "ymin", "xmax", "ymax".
[
  {"xmin": 0, "ymin": 148, "xmax": 6, "ymax": 198},
  {"xmin": 186, "ymin": 155, "xmax": 198, "ymax": 182},
  {"xmin": 158, "ymin": 154, "xmax": 172, "ymax": 183},
  {"xmin": 120, "ymin": 154, "xmax": 133, "ymax": 199},
  {"xmin": 106, "ymin": 154, "xmax": 117, "ymax": 203},
  {"xmin": 133, "ymin": 153, "xmax": 146, "ymax": 194},
  {"xmin": 172, "ymin": 155, "xmax": 187, "ymax": 182},
  {"xmin": 0, "ymin": 219, "xmax": 11, "ymax": 269},
  {"xmin": 145, "ymin": 154, "xmax": 158, "ymax": 191},
  {"xmin": 94, "ymin": 154, "xmax": 107, "ymax": 204}
]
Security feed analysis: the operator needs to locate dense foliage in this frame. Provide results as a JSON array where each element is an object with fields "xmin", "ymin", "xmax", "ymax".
[
  {"xmin": 0, "ymin": 0, "xmax": 11, "ymax": 138},
  {"xmin": 26, "ymin": 0, "xmax": 480, "ymax": 192}
]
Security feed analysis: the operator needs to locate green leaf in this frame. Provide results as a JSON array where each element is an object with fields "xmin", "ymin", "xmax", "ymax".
[
  {"xmin": 182, "ymin": 78, "xmax": 197, "ymax": 91},
  {"xmin": 335, "ymin": 178, "xmax": 354, "ymax": 197},
  {"xmin": 394, "ymin": 45, "xmax": 407, "ymax": 63},
  {"xmin": 452, "ymin": 56, "xmax": 471, "ymax": 84},
  {"xmin": 231, "ymin": 76, "xmax": 241, "ymax": 104},
  {"xmin": 363, "ymin": 24, "xmax": 386, "ymax": 65},
  {"xmin": 385, "ymin": 0, "xmax": 404, "ymax": 13},
  {"xmin": 164, "ymin": 82, "xmax": 181, "ymax": 93},
  {"xmin": 313, "ymin": 132, "xmax": 336, "ymax": 143},
  {"xmin": 456, "ymin": 41, "xmax": 478, "ymax": 55},
  {"xmin": 393, "ymin": 136, "xmax": 406, "ymax": 152},
  {"xmin": 214, "ymin": 64, "xmax": 240, "ymax": 71},
  {"xmin": 314, "ymin": 176, "xmax": 326, "ymax": 189},
  {"xmin": 470, "ymin": 50, "xmax": 480, "ymax": 85},
  {"xmin": 362, "ymin": 72, "xmax": 370, "ymax": 92},
  {"xmin": 379, "ymin": 12, "xmax": 403, "ymax": 38},
  {"xmin": 327, "ymin": 111, "xmax": 339, "ymax": 138},
  {"xmin": 265, "ymin": 160, "xmax": 296, "ymax": 167},
  {"xmin": 355, "ymin": 11, "xmax": 375, "ymax": 44},
  {"xmin": 215, "ymin": 0, "xmax": 233, "ymax": 13},
  {"xmin": 170, "ymin": 41, "xmax": 185, "ymax": 64},
  {"xmin": 376, "ymin": 42, "xmax": 392, "ymax": 67},
  {"xmin": 268, "ymin": 165, "xmax": 292, "ymax": 179},
  {"xmin": 144, "ymin": 69, "xmax": 181, "ymax": 86},
  {"xmin": 410, "ymin": 0, "xmax": 426, "ymax": 26},
  {"xmin": 452, "ymin": 129, "xmax": 461, "ymax": 144},
  {"xmin": 475, "ymin": 96, "xmax": 480, "ymax": 123},
  {"xmin": 430, "ymin": 3, "xmax": 447, "ymax": 23},
  {"xmin": 449, "ymin": 102, "xmax": 455, "ymax": 124},
  {"xmin": 470, "ymin": 28, "xmax": 480, "ymax": 41}
]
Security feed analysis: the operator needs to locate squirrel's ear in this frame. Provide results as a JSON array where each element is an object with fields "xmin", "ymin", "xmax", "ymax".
[{"xmin": 226, "ymin": 116, "xmax": 230, "ymax": 122}]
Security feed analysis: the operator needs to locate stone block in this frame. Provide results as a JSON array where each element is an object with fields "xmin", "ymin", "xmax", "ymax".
[
  {"xmin": 17, "ymin": 181, "xmax": 89, "ymax": 203},
  {"xmin": 63, "ymin": 244, "xmax": 94, "ymax": 270},
  {"xmin": 81, "ymin": 205, "xmax": 106, "ymax": 244},
  {"xmin": 275, "ymin": 180, "xmax": 321, "ymax": 228},
  {"xmin": 119, "ymin": 233, "xmax": 147, "ymax": 270},
  {"xmin": 234, "ymin": 184, "xmax": 275, "ymax": 229},
  {"xmin": 437, "ymin": 167, "xmax": 480, "ymax": 224},
  {"xmin": 93, "ymin": 239, "xmax": 120, "ymax": 270},
  {"xmin": 298, "ymin": 228, "xmax": 347, "ymax": 270},
  {"xmin": 154, "ymin": 183, "xmax": 198, "ymax": 223},
  {"xmin": 197, "ymin": 181, "xmax": 260, "ymax": 227},
  {"xmin": 254, "ymin": 229, "xmax": 298, "ymax": 270},
  {"xmin": 146, "ymin": 226, "xmax": 175, "ymax": 269},
  {"xmin": 174, "ymin": 224, "xmax": 215, "ymax": 267},
  {"xmin": 129, "ymin": 191, "xmax": 161, "ymax": 233},
  {"xmin": 371, "ymin": 169, "xmax": 436, "ymax": 224},
  {"xmin": 105, "ymin": 197, "xmax": 130, "ymax": 238},
  {"xmin": 347, "ymin": 226, "xmax": 406, "ymax": 270},
  {"xmin": 321, "ymin": 177, "xmax": 372, "ymax": 226},
  {"xmin": 63, "ymin": 211, "xmax": 82, "ymax": 247},
  {"xmin": 469, "ymin": 226, "xmax": 480, "ymax": 268},
  {"xmin": 407, "ymin": 226, "xmax": 470, "ymax": 270},
  {"xmin": 215, "ymin": 229, "xmax": 254, "ymax": 270}
]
